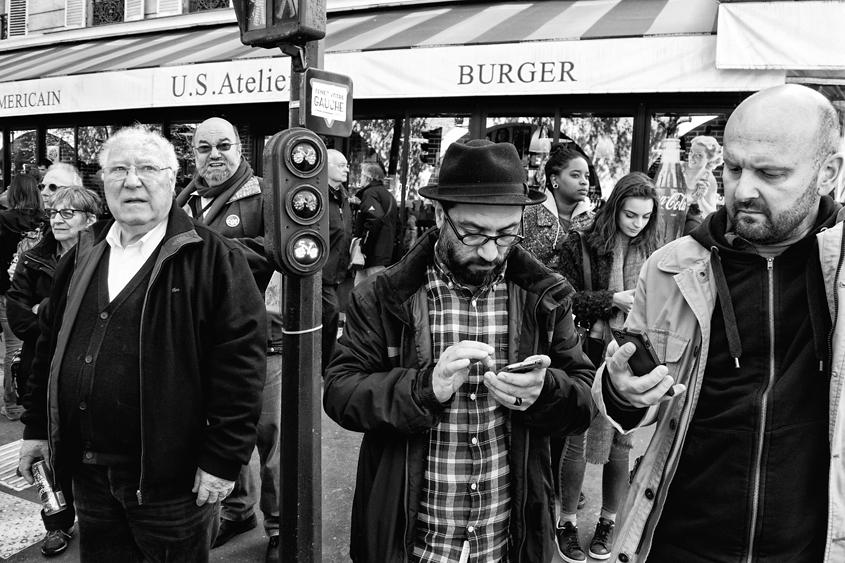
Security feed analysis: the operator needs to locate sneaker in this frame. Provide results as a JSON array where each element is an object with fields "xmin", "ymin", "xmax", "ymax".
[
  {"xmin": 556, "ymin": 521, "xmax": 586, "ymax": 563},
  {"xmin": 41, "ymin": 526, "xmax": 73, "ymax": 557},
  {"xmin": 588, "ymin": 517, "xmax": 615, "ymax": 560},
  {"xmin": 266, "ymin": 535, "xmax": 279, "ymax": 563},
  {"xmin": 577, "ymin": 491, "xmax": 586, "ymax": 510},
  {"xmin": 1, "ymin": 405, "xmax": 23, "ymax": 421}
]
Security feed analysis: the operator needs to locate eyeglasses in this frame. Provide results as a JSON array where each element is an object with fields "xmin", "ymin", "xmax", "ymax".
[
  {"xmin": 37, "ymin": 183, "xmax": 65, "ymax": 192},
  {"xmin": 47, "ymin": 208, "xmax": 84, "ymax": 220},
  {"xmin": 443, "ymin": 212, "xmax": 524, "ymax": 247},
  {"xmin": 194, "ymin": 142, "xmax": 239, "ymax": 154},
  {"xmin": 104, "ymin": 165, "xmax": 171, "ymax": 181}
]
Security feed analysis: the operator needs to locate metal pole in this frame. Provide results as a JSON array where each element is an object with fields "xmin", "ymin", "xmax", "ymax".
[{"xmin": 279, "ymin": 39, "xmax": 324, "ymax": 563}]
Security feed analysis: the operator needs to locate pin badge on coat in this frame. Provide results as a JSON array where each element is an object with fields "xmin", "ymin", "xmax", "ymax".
[{"xmin": 226, "ymin": 214, "xmax": 240, "ymax": 228}]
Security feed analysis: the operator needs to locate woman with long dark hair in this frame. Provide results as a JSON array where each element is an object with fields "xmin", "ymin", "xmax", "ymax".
[
  {"xmin": 552, "ymin": 172, "xmax": 660, "ymax": 563},
  {"xmin": 0, "ymin": 174, "xmax": 45, "ymax": 421},
  {"xmin": 521, "ymin": 143, "xmax": 596, "ymax": 269}
]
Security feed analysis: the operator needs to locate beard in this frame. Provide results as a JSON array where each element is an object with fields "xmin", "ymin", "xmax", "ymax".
[
  {"xmin": 201, "ymin": 164, "xmax": 233, "ymax": 186},
  {"xmin": 437, "ymin": 227, "xmax": 511, "ymax": 288},
  {"xmin": 728, "ymin": 174, "xmax": 818, "ymax": 245}
]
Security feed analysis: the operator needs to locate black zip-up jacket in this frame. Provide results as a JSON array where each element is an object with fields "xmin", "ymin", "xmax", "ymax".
[
  {"xmin": 323, "ymin": 230, "xmax": 596, "ymax": 562},
  {"xmin": 0, "ymin": 208, "xmax": 45, "ymax": 295},
  {"xmin": 647, "ymin": 199, "xmax": 838, "ymax": 562},
  {"xmin": 21, "ymin": 204, "xmax": 267, "ymax": 501},
  {"xmin": 324, "ymin": 183, "xmax": 352, "ymax": 285},
  {"xmin": 354, "ymin": 180, "xmax": 399, "ymax": 268}
]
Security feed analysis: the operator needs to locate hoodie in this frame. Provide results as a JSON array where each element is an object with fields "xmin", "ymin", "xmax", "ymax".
[{"xmin": 647, "ymin": 198, "xmax": 839, "ymax": 562}]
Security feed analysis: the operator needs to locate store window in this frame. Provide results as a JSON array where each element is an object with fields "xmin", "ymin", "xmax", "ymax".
[
  {"xmin": 46, "ymin": 128, "xmax": 75, "ymax": 165},
  {"xmin": 77, "ymin": 125, "xmax": 116, "ymax": 200},
  {"xmin": 485, "ymin": 116, "xmax": 553, "ymax": 190},
  {"xmin": 650, "ymin": 112, "xmax": 729, "ymax": 205},
  {"xmin": 10, "ymin": 128, "xmax": 36, "ymax": 180},
  {"xmin": 169, "ymin": 122, "xmax": 199, "ymax": 193}
]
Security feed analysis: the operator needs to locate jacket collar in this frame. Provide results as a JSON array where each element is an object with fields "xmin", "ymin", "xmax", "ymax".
[{"xmin": 92, "ymin": 200, "xmax": 200, "ymax": 250}]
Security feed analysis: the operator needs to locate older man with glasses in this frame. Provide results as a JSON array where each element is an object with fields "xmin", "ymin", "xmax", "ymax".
[
  {"xmin": 17, "ymin": 124, "xmax": 267, "ymax": 563},
  {"xmin": 324, "ymin": 140, "xmax": 596, "ymax": 563},
  {"xmin": 176, "ymin": 116, "xmax": 283, "ymax": 562}
]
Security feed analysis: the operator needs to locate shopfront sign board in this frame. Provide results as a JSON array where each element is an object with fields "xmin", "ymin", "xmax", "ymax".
[{"xmin": 303, "ymin": 68, "xmax": 353, "ymax": 137}]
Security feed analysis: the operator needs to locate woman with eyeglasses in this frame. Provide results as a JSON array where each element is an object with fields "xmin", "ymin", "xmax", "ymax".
[
  {"xmin": 5, "ymin": 186, "xmax": 101, "ymax": 556},
  {"xmin": 0, "ymin": 174, "xmax": 47, "ymax": 422}
]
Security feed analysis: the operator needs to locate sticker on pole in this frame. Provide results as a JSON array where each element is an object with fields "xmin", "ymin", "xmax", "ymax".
[{"xmin": 304, "ymin": 68, "xmax": 353, "ymax": 137}]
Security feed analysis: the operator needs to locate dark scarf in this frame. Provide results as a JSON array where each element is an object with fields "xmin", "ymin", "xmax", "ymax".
[{"xmin": 177, "ymin": 159, "xmax": 252, "ymax": 204}]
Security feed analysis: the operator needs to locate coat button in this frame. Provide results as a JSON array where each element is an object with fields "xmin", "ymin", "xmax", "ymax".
[
  {"xmin": 79, "ymin": 402, "xmax": 87, "ymax": 410},
  {"xmin": 618, "ymin": 554, "xmax": 629, "ymax": 562},
  {"xmin": 84, "ymin": 451, "xmax": 93, "ymax": 460},
  {"xmin": 645, "ymin": 488, "xmax": 654, "ymax": 500},
  {"xmin": 669, "ymin": 419, "xmax": 676, "ymax": 431},
  {"xmin": 100, "ymin": 312, "xmax": 108, "ymax": 320},
  {"xmin": 84, "ymin": 355, "xmax": 93, "ymax": 364}
]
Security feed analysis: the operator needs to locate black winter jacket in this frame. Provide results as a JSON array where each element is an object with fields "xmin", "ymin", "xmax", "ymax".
[
  {"xmin": 324, "ymin": 183, "xmax": 352, "ymax": 285},
  {"xmin": 354, "ymin": 180, "xmax": 399, "ymax": 268},
  {"xmin": 21, "ymin": 204, "xmax": 267, "ymax": 501},
  {"xmin": 323, "ymin": 230, "xmax": 596, "ymax": 562},
  {"xmin": 0, "ymin": 208, "xmax": 45, "ymax": 295},
  {"xmin": 558, "ymin": 231, "xmax": 615, "ymax": 327}
]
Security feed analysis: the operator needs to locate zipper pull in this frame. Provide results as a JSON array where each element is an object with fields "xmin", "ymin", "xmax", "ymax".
[
  {"xmin": 767, "ymin": 257, "xmax": 774, "ymax": 270},
  {"xmin": 136, "ymin": 490, "xmax": 143, "ymax": 505}
]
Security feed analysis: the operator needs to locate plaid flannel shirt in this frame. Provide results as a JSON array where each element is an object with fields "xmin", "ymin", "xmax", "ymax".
[{"xmin": 413, "ymin": 255, "xmax": 511, "ymax": 563}]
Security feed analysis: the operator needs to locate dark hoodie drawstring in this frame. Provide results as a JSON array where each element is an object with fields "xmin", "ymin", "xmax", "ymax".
[
  {"xmin": 805, "ymin": 239, "xmax": 832, "ymax": 375},
  {"xmin": 709, "ymin": 246, "xmax": 743, "ymax": 368}
]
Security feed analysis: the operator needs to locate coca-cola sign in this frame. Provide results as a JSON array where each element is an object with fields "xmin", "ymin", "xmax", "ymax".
[{"xmin": 659, "ymin": 192, "xmax": 688, "ymax": 212}]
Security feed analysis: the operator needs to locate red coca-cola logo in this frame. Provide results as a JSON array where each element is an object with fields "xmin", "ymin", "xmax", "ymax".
[{"xmin": 659, "ymin": 193, "xmax": 688, "ymax": 212}]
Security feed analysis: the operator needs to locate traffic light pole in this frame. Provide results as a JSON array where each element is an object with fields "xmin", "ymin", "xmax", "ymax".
[{"xmin": 279, "ymin": 39, "xmax": 323, "ymax": 563}]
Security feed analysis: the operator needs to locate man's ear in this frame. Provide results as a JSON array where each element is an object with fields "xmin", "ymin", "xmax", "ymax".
[
  {"xmin": 818, "ymin": 152, "xmax": 844, "ymax": 196},
  {"xmin": 434, "ymin": 202, "xmax": 445, "ymax": 229}
]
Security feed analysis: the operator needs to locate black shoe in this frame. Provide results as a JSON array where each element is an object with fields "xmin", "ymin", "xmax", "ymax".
[
  {"xmin": 577, "ymin": 491, "xmax": 586, "ymax": 510},
  {"xmin": 588, "ymin": 517, "xmax": 615, "ymax": 560},
  {"xmin": 266, "ymin": 535, "xmax": 279, "ymax": 563},
  {"xmin": 556, "ymin": 521, "xmax": 586, "ymax": 563},
  {"xmin": 41, "ymin": 526, "xmax": 73, "ymax": 557},
  {"xmin": 212, "ymin": 514, "xmax": 257, "ymax": 549}
]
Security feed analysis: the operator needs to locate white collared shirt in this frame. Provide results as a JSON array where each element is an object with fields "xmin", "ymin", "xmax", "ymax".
[{"xmin": 104, "ymin": 218, "xmax": 169, "ymax": 301}]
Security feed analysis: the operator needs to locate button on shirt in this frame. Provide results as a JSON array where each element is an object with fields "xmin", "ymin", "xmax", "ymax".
[
  {"xmin": 414, "ymin": 248, "xmax": 511, "ymax": 563},
  {"xmin": 105, "ymin": 219, "xmax": 168, "ymax": 301}
]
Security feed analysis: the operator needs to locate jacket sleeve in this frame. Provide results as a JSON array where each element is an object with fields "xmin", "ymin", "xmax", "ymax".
[
  {"xmin": 323, "ymin": 280, "xmax": 447, "ymax": 435},
  {"xmin": 518, "ymin": 295, "xmax": 597, "ymax": 437},
  {"xmin": 558, "ymin": 232, "xmax": 614, "ymax": 325},
  {"xmin": 198, "ymin": 245, "xmax": 268, "ymax": 481},
  {"xmin": 20, "ymin": 250, "xmax": 76, "ymax": 439},
  {"xmin": 6, "ymin": 257, "xmax": 42, "ymax": 342}
]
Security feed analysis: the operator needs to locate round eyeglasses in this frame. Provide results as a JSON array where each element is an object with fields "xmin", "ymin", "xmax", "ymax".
[{"xmin": 443, "ymin": 212, "xmax": 523, "ymax": 247}]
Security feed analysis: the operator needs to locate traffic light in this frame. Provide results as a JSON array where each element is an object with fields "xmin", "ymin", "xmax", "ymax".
[
  {"xmin": 264, "ymin": 128, "xmax": 329, "ymax": 277},
  {"xmin": 232, "ymin": 0, "xmax": 326, "ymax": 48},
  {"xmin": 419, "ymin": 128, "xmax": 442, "ymax": 166}
]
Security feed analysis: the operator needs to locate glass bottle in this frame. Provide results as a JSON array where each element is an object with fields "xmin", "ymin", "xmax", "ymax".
[{"xmin": 654, "ymin": 138, "xmax": 689, "ymax": 244}]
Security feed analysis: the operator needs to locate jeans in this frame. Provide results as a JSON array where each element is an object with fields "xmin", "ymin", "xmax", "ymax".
[
  {"xmin": 221, "ymin": 353, "xmax": 281, "ymax": 533},
  {"xmin": 0, "ymin": 295, "xmax": 23, "ymax": 408},
  {"xmin": 553, "ymin": 432, "xmax": 630, "ymax": 516},
  {"xmin": 72, "ymin": 463, "xmax": 218, "ymax": 563},
  {"xmin": 353, "ymin": 265, "xmax": 385, "ymax": 287}
]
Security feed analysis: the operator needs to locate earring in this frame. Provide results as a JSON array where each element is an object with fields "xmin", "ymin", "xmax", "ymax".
[{"xmin": 551, "ymin": 181, "xmax": 559, "ymax": 190}]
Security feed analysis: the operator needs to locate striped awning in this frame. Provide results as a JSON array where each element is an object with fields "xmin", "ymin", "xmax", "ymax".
[{"xmin": 0, "ymin": 0, "xmax": 719, "ymax": 83}]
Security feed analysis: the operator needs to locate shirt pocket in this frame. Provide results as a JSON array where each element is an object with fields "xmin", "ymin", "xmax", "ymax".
[{"xmin": 647, "ymin": 328, "xmax": 690, "ymax": 365}]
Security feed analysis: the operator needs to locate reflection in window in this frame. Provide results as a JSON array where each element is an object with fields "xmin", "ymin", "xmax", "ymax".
[
  {"xmin": 46, "ymin": 128, "xmax": 75, "ymax": 166},
  {"xmin": 169, "ymin": 122, "xmax": 199, "ymax": 194},
  {"xmin": 560, "ymin": 116, "xmax": 634, "ymax": 201},
  {"xmin": 486, "ymin": 117, "xmax": 554, "ymax": 189},
  {"xmin": 10, "ymin": 129, "xmax": 36, "ymax": 181}
]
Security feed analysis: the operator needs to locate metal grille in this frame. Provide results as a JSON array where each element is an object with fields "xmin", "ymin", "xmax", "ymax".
[
  {"xmin": 93, "ymin": 0, "xmax": 125, "ymax": 26},
  {"xmin": 189, "ymin": 0, "xmax": 230, "ymax": 12}
]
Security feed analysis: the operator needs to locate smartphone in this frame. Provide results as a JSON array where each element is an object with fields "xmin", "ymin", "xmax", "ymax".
[
  {"xmin": 612, "ymin": 328, "xmax": 674, "ymax": 397},
  {"xmin": 500, "ymin": 358, "xmax": 543, "ymax": 374}
]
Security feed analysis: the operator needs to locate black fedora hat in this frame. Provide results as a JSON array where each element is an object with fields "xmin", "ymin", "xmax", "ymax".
[{"xmin": 419, "ymin": 140, "xmax": 546, "ymax": 206}]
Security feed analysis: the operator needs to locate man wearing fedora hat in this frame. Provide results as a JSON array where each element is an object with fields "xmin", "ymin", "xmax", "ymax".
[{"xmin": 324, "ymin": 139, "xmax": 596, "ymax": 562}]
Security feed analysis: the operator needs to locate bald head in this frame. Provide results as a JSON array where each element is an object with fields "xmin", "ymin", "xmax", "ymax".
[
  {"xmin": 194, "ymin": 117, "xmax": 242, "ymax": 187},
  {"xmin": 727, "ymin": 84, "xmax": 840, "ymax": 168},
  {"xmin": 327, "ymin": 149, "xmax": 348, "ymax": 187}
]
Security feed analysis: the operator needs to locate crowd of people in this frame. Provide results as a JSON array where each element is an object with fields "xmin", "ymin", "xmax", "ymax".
[{"xmin": 0, "ymin": 82, "xmax": 842, "ymax": 563}]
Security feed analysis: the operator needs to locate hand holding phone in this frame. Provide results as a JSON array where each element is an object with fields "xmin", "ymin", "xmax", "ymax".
[{"xmin": 612, "ymin": 328, "xmax": 674, "ymax": 397}]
